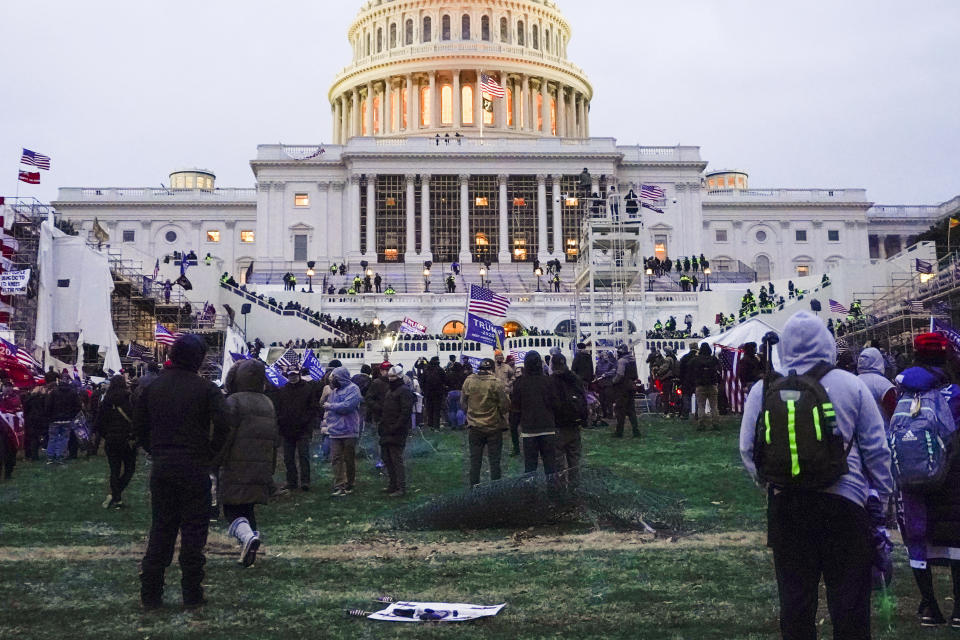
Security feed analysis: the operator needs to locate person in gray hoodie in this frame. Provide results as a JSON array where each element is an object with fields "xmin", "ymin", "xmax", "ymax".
[
  {"xmin": 739, "ymin": 311, "xmax": 893, "ymax": 640},
  {"xmin": 857, "ymin": 347, "xmax": 897, "ymax": 427}
]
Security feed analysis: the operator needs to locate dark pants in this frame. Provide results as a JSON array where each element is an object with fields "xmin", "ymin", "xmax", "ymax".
[
  {"xmin": 424, "ymin": 398, "xmax": 443, "ymax": 430},
  {"xmin": 140, "ymin": 470, "xmax": 212, "ymax": 606},
  {"xmin": 0, "ymin": 435, "xmax": 14, "ymax": 480},
  {"xmin": 509, "ymin": 416, "xmax": 520, "ymax": 453},
  {"xmin": 614, "ymin": 390, "xmax": 638, "ymax": 436},
  {"xmin": 556, "ymin": 428, "xmax": 582, "ymax": 486},
  {"xmin": 468, "ymin": 429, "xmax": 503, "ymax": 486},
  {"xmin": 768, "ymin": 490, "xmax": 873, "ymax": 640},
  {"xmin": 381, "ymin": 443, "xmax": 406, "ymax": 492},
  {"xmin": 522, "ymin": 434, "xmax": 558, "ymax": 475},
  {"xmin": 282, "ymin": 434, "xmax": 310, "ymax": 488},
  {"xmin": 25, "ymin": 422, "xmax": 43, "ymax": 460},
  {"xmin": 104, "ymin": 439, "xmax": 137, "ymax": 501},
  {"xmin": 223, "ymin": 503, "xmax": 257, "ymax": 531}
]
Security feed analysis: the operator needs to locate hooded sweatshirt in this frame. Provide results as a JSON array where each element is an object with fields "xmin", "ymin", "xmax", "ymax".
[
  {"xmin": 739, "ymin": 311, "xmax": 894, "ymax": 506},
  {"xmin": 856, "ymin": 347, "xmax": 896, "ymax": 426},
  {"xmin": 325, "ymin": 367, "xmax": 361, "ymax": 439},
  {"xmin": 511, "ymin": 351, "xmax": 560, "ymax": 435},
  {"xmin": 220, "ymin": 360, "xmax": 278, "ymax": 505}
]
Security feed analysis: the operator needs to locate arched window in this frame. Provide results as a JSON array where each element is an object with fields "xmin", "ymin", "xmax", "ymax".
[
  {"xmin": 361, "ymin": 99, "xmax": 368, "ymax": 135},
  {"xmin": 442, "ymin": 15, "xmax": 451, "ymax": 40},
  {"xmin": 373, "ymin": 95, "xmax": 381, "ymax": 134},
  {"xmin": 517, "ymin": 20, "xmax": 525, "ymax": 45},
  {"xmin": 545, "ymin": 27, "xmax": 550, "ymax": 52},
  {"xmin": 390, "ymin": 23, "xmax": 397, "ymax": 48},
  {"xmin": 462, "ymin": 14, "xmax": 470, "ymax": 40},
  {"xmin": 532, "ymin": 25, "xmax": 539, "ymax": 50},
  {"xmin": 462, "ymin": 85, "xmax": 474, "ymax": 124},
  {"xmin": 481, "ymin": 15, "xmax": 490, "ymax": 41},
  {"xmin": 500, "ymin": 17, "xmax": 508, "ymax": 42},
  {"xmin": 405, "ymin": 19, "xmax": 413, "ymax": 45},
  {"xmin": 550, "ymin": 97, "xmax": 557, "ymax": 135},
  {"xmin": 420, "ymin": 86, "xmax": 432, "ymax": 126},
  {"xmin": 422, "ymin": 16, "xmax": 432, "ymax": 42},
  {"xmin": 441, "ymin": 84, "xmax": 453, "ymax": 124},
  {"xmin": 377, "ymin": 27, "xmax": 383, "ymax": 52},
  {"xmin": 755, "ymin": 255, "xmax": 772, "ymax": 281},
  {"xmin": 443, "ymin": 321, "xmax": 465, "ymax": 336}
]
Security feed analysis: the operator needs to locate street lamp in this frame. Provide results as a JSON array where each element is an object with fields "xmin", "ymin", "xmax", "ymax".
[
  {"xmin": 423, "ymin": 267, "xmax": 431, "ymax": 293},
  {"xmin": 645, "ymin": 267, "xmax": 654, "ymax": 292},
  {"xmin": 704, "ymin": 267, "xmax": 712, "ymax": 291},
  {"xmin": 306, "ymin": 267, "xmax": 315, "ymax": 293},
  {"xmin": 383, "ymin": 334, "xmax": 395, "ymax": 360},
  {"xmin": 479, "ymin": 266, "xmax": 487, "ymax": 288},
  {"xmin": 373, "ymin": 317, "xmax": 382, "ymax": 338},
  {"xmin": 534, "ymin": 266, "xmax": 543, "ymax": 292}
]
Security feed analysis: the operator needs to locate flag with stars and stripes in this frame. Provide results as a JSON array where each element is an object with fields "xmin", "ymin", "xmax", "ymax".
[
  {"xmin": 639, "ymin": 184, "xmax": 665, "ymax": 201},
  {"xmin": 154, "ymin": 324, "xmax": 179, "ymax": 346},
  {"xmin": 717, "ymin": 344, "xmax": 744, "ymax": 414},
  {"xmin": 479, "ymin": 74, "xmax": 506, "ymax": 98},
  {"xmin": 20, "ymin": 148, "xmax": 51, "ymax": 170},
  {"xmin": 468, "ymin": 284, "xmax": 511, "ymax": 318},
  {"xmin": 908, "ymin": 300, "xmax": 925, "ymax": 314},
  {"xmin": 275, "ymin": 347, "xmax": 301, "ymax": 370},
  {"xmin": 126, "ymin": 342, "xmax": 150, "ymax": 360},
  {"xmin": 828, "ymin": 299, "xmax": 849, "ymax": 314}
]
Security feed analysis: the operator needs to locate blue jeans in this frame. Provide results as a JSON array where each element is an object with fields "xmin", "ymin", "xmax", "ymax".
[{"xmin": 46, "ymin": 421, "xmax": 72, "ymax": 461}]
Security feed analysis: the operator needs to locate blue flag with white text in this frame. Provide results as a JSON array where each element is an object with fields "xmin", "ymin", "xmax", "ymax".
[
  {"xmin": 264, "ymin": 364, "xmax": 288, "ymax": 388},
  {"xmin": 302, "ymin": 349, "xmax": 325, "ymax": 380},
  {"xmin": 464, "ymin": 313, "xmax": 505, "ymax": 349}
]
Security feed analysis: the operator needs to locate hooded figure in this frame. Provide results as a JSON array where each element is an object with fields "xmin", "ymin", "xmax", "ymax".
[
  {"xmin": 739, "ymin": 311, "xmax": 893, "ymax": 638},
  {"xmin": 461, "ymin": 358, "xmax": 510, "ymax": 486},
  {"xmin": 379, "ymin": 365, "xmax": 415, "ymax": 496},
  {"xmin": 220, "ymin": 359, "xmax": 277, "ymax": 567},
  {"xmin": 511, "ymin": 351, "xmax": 560, "ymax": 475},
  {"xmin": 325, "ymin": 367, "xmax": 361, "ymax": 496},
  {"xmin": 856, "ymin": 347, "xmax": 896, "ymax": 426}
]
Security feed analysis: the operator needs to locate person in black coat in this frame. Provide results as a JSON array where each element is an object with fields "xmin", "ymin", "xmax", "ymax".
[
  {"xmin": 274, "ymin": 370, "xmax": 319, "ymax": 491},
  {"xmin": 511, "ymin": 351, "xmax": 560, "ymax": 475},
  {"xmin": 420, "ymin": 357, "xmax": 447, "ymax": 431},
  {"xmin": 44, "ymin": 372, "xmax": 82, "ymax": 462},
  {"xmin": 677, "ymin": 344, "xmax": 698, "ymax": 420},
  {"xmin": 97, "ymin": 375, "xmax": 136, "ymax": 508},
  {"xmin": 365, "ymin": 363, "xmax": 392, "ymax": 429},
  {"xmin": 738, "ymin": 342, "xmax": 763, "ymax": 393},
  {"xmin": 135, "ymin": 334, "xmax": 228, "ymax": 609},
  {"xmin": 378, "ymin": 366, "xmax": 415, "ymax": 497},
  {"xmin": 571, "ymin": 344, "xmax": 594, "ymax": 386}
]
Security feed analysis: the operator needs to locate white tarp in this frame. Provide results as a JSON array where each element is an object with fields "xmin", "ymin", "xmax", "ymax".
[
  {"xmin": 367, "ymin": 602, "xmax": 506, "ymax": 623},
  {"xmin": 219, "ymin": 324, "xmax": 248, "ymax": 386},
  {"xmin": 36, "ymin": 221, "xmax": 122, "ymax": 374},
  {"xmin": 711, "ymin": 317, "xmax": 781, "ymax": 370}
]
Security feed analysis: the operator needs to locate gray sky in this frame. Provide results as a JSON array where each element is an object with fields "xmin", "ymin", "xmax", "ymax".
[{"xmin": 2, "ymin": 0, "xmax": 957, "ymax": 206}]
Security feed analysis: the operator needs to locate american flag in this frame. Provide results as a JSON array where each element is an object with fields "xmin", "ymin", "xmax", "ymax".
[
  {"xmin": 641, "ymin": 202, "xmax": 664, "ymax": 214},
  {"xmin": 639, "ymin": 184, "xmax": 665, "ymax": 201},
  {"xmin": 152, "ymin": 259, "xmax": 159, "ymax": 280},
  {"xmin": 20, "ymin": 148, "xmax": 51, "ymax": 170},
  {"xmin": 154, "ymin": 324, "xmax": 179, "ymax": 346},
  {"xmin": 828, "ymin": 299, "xmax": 849, "ymax": 314},
  {"xmin": 836, "ymin": 337, "xmax": 850, "ymax": 355},
  {"xmin": 908, "ymin": 299, "xmax": 925, "ymax": 313},
  {"xmin": 469, "ymin": 284, "xmax": 511, "ymax": 317},
  {"xmin": 717, "ymin": 344, "xmax": 744, "ymax": 413},
  {"xmin": 126, "ymin": 342, "xmax": 150, "ymax": 360},
  {"xmin": 18, "ymin": 170, "xmax": 40, "ymax": 185},
  {"xmin": 16, "ymin": 347, "xmax": 41, "ymax": 372},
  {"xmin": 275, "ymin": 347, "xmax": 301, "ymax": 369},
  {"xmin": 479, "ymin": 74, "xmax": 506, "ymax": 98}
]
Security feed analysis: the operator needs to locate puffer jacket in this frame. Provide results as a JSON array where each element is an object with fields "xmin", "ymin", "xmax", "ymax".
[
  {"xmin": 45, "ymin": 381, "xmax": 81, "ymax": 422},
  {"xmin": 274, "ymin": 378, "xmax": 318, "ymax": 439},
  {"xmin": 325, "ymin": 367, "xmax": 361, "ymax": 439},
  {"xmin": 511, "ymin": 351, "xmax": 560, "ymax": 434},
  {"xmin": 379, "ymin": 378, "xmax": 415, "ymax": 446},
  {"xmin": 461, "ymin": 371, "xmax": 510, "ymax": 434},
  {"xmin": 219, "ymin": 360, "xmax": 278, "ymax": 506}
]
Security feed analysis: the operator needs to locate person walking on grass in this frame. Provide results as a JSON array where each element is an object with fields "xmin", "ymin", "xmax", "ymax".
[
  {"xmin": 135, "ymin": 335, "xmax": 229, "ymax": 610},
  {"xmin": 97, "ymin": 375, "xmax": 136, "ymax": 508},
  {"xmin": 691, "ymin": 343, "xmax": 721, "ymax": 431},
  {"xmin": 325, "ymin": 367, "xmax": 361, "ymax": 497},
  {"xmin": 379, "ymin": 365, "xmax": 415, "ymax": 497},
  {"xmin": 511, "ymin": 351, "xmax": 560, "ymax": 476},
  {"xmin": 275, "ymin": 368, "xmax": 319, "ymax": 491},
  {"xmin": 739, "ymin": 311, "xmax": 893, "ymax": 639},
  {"xmin": 461, "ymin": 358, "xmax": 510, "ymax": 487},
  {"xmin": 220, "ymin": 359, "xmax": 278, "ymax": 568},
  {"xmin": 550, "ymin": 354, "xmax": 587, "ymax": 486},
  {"xmin": 45, "ymin": 371, "xmax": 82, "ymax": 464}
]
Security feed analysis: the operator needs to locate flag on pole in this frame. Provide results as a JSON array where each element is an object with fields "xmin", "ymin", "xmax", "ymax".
[
  {"xmin": 275, "ymin": 347, "xmax": 301, "ymax": 370},
  {"xmin": 302, "ymin": 349, "xmax": 325, "ymax": 380},
  {"xmin": 950, "ymin": 218, "xmax": 959, "ymax": 229},
  {"xmin": 464, "ymin": 313, "xmax": 506, "ymax": 349},
  {"xmin": 836, "ymin": 338, "xmax": 850, "ymax": 355},
  {"xmin": 126, "ymin": 342, "xmax": 150, "ymax": 360},
  {"xmin": 92, "ymin": 218, "xmax": 110, "ymax": 243},
  {"xmin": 264, "ymin": 364, "xmax": 288, "ymax": 388},
  {"xmin": 479, "ymin": 74, "xmax": 506, "ymax": 98},
  {"xmin": 154, "ymin": 324, "xmax": 178, "ymax": 346},
  {"xmin": 828, "ymin": 299, "xmax": 849, "ymax": 314},
  {"xmin": 16, "ymin": 347, "xmax": 41, "ymax": 371},
  {"xmin": 717, "ymin": 345, "xmax": 744, "ymax": 414},
  {"xmin": 152, "ymin": 259, "xmax": 160, "ymax": 280},
  {"xmin": 230, "ymin": 351, "xmax": 251, "ymax": 363},
  {"xmin": 641, "ymin": 202, "xmax": 664, "ymax": 214},
  {"xmin": 20, "ymin": 149, "xmax": 51, "ymax": 170},
  {"xmin": 916, "ymin": 258, "xmax": 933, "ymax": 274},
  {"xmin": 639, "ymin": 184, "xmax": 665, "ymax": 201},
  {"xmin": 468, "ymin": 284, "xmax": 511, "ymax": 317},
  {"xmin": 932, "ymin": 318, "xmax": 960, "ymax": 355},
  {"xmin": 18, "ymin": 170, "xmax": 40, "ymax": 185}
]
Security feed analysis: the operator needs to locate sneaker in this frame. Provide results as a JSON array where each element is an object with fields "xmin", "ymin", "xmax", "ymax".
[
  {"xmin": 102, "ymin": 495, "xmax": 114, "ymax": 509},
  {"xmin": 343, "ymin": 487, "xmax": 354, "ymax": 495},
  {"xmin": 951, "ymin": 605, "xmax": 960, "ymax": 629},
  {"xmin": 331, "ymin": 488, "xmax": 346, "ymax": 497},
  {"xmin": 112, "ymin": 500, "xmax": 124, "ymax": 509},
  {"xmin": 240, "ymin": 533, "xmax": 260, "ymax": 568},
  {"xmin": 918, "ymin": 601, "xmax": 946, "ymax": 626}
]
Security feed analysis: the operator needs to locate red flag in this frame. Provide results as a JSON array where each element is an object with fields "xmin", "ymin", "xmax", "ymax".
[{"xmin": 18, "ymin": 171, "xmax": 40, "ymax": 185}]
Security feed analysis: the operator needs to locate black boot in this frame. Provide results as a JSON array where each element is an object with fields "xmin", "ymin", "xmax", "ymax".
[
  {"xmin": 630, "ymin": 416, "xmax": 641, "ymax": 438},
  {"xmin": 139, "ymin": 564, "xmax": 164, "ymax": 610},
  {"xmin": 951, "ymin": 561, "xmax": 960, "ymax": 628},
  {"xmin": 913, "ymin": 567, "xmax": 945, "ymax": 626},
  {"xmin": 613, "ymin": 416, "xmax": 624, "ymax": 438}
]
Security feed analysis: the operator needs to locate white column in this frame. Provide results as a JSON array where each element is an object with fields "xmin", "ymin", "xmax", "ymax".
[
  {"xmin": 557, "ymin": 85, "xmax": 566, "ymax": 138},
  {"xmin": 511, "ymin": 77, "xmax": 521, "ymax": 131},
  {"xmin": 421, "ymin": 174, "xmax": 432, "ymax": 259},
  {"xmin": 352, "ymin": 87, "xmax": 361, "ymax": 138},
  {"xmin": 584, "ymin": 99, "xmax": 590, "ymax": 137},
  {"xmin": 522, "ymin": 75, "xmax": 531, "ymax": 131},
  {"xmin": 405, "ymin": 174, "xmax": 416, "ymax": 258},
  {"xmin": 341, "ymin": 96, "xmax": 350, "ymax": 144},
  {"xmin": 379, "ymin": 81, "xmax": 388, "ymax": 135},
  {"xmin": 365, "ymin": 175, "xmax": 376, "ymax": 260},
  {"xmin": 459, "ymin": 174, "xmax": 471, "ymax": 263},
  {"xmin": 552, "ymin": 175, "xmax": 562, "ymax": 258},
  {"xmin": 334, "ymin": 99, "xmax": 343, "ymax": 144},
  {"xmin": 540, "ymin": 78, "xmax": 550, "ymax": 134},
  {"xmin": 576, "ymin": 94, "xmax": 584, "ymax": 137},
  {"xmin": 365, "ymin": 81, "xmax": 374, "ymax": 136},
  {"xmin": 537, "ymin": 174, "xmax": 548, "ymax": 260},
  {"xmin": 349, "ymin": 175, "xmax": 361, "ymax": 257},
  {"xmin": 474, "ymin": 71, "xmax": 483, "ymax": 129},
  {"xmin": 406, "ymin": 73, "xmax": 414, "ymax": 132},
  {"xmin": 429, "ymin": 71, "xmax": 438, "ymax": 128},
  {"xmin": 497, "ymin": 71, "xmax": 508, "ymax": 130},
  {"xmin": 453, "ymin": 70, "xmax": 461, "ymax": 129},
  {"xmin": 498, "ymin": 174, "xmax": 510, "ymax": 263}
]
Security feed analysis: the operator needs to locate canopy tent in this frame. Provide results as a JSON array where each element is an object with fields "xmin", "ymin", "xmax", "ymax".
[{"xmin": 711, "ymin": 317, "xmax": 782, "ymax": 371}]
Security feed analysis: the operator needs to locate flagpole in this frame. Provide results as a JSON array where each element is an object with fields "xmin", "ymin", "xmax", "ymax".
[{"xmin": 459, "ymin": 287, "xmax": 472, "ymax": 360}]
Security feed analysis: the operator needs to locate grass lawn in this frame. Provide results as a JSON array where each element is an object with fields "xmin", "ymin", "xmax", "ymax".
[{"xmin": 1, "ymin": 416, "xmax": 957, "ymax": 638}]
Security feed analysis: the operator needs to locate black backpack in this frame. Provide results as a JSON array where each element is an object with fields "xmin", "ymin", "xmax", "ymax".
[
  {"xmin": 753, "ymin": 363, "xmax": 852, "ymax": 489},
  {"xmin": 555, "ymin": 376, "xmax": 588, "ymax": 427}
]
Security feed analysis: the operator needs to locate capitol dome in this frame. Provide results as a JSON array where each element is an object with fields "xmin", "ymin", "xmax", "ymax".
[{"xmin": 329, "ymin": 0, "xmax": 593, "ymax": 142}]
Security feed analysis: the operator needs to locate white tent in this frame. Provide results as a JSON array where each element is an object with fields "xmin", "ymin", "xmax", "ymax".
[{"xmin": 711, "ymin": 317, "xmax": 781, "ymax": 370}]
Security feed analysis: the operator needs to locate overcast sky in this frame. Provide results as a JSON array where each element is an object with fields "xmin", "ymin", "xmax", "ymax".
[{"xmin": 1, "ymin": 0, "xmax": 957, "ymax": 206}]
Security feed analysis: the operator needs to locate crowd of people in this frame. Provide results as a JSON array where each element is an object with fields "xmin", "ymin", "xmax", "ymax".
[{"xmin": 646, "ymin": 314, "xmax": 711, "ymax": 340}]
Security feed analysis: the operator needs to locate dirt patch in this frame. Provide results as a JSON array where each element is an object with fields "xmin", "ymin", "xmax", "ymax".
[{"xmin": 0, "ymin": 530, "xmax": 767, "ymax": 563}]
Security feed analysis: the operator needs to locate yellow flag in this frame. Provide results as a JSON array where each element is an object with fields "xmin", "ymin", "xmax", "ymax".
[{"xmin": 950, "ymin": 217, "xmax": 959, "ymax": 229}]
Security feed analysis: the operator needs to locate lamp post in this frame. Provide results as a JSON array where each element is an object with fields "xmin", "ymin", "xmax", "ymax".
[
  {"xmin": 534, "ymin": 267, "xmax": 543, "ymax": 292},
  {"xmin": 423, "ymin": 267, "xmax": 431, "ymax": 293},
  {"xmin": 373, "ymin": 317, "xmax": 382, "ymax": 338},
  {"xmin": 306, "ymin": 267, "xmax": 315, "ymax": 293},
  {"xmin": 704, "ymin": 267, "xmax": 712, "ymax": 291},
  {"xmin": 479, "ymin": 266, "xmax": 487, "ymax": 288},
  {"xmin": 645, "ymin": 267, "xmax": 654, "ymax": 292},
  {"xmin": 383, "ymin": 334, "xmax": 394, "ymax": 361}
]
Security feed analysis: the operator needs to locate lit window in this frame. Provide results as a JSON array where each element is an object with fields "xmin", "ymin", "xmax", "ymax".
[
  {"xmin": 386, "ymin": 197, "xmax": 397, "ymax": 207},
  {"xmin": 828, "ymin": 230, "xmax": 840, "ymax": 242},
  {"xmin": 373, "ymin": 95, "xmax": 381, "ymax": 133},
  {"xmin": 507, "ymin": 87, "xmax": 513, "ymax": 126},
  {"xmin": 715, "ymin": 229, "xmax": 727, "ymax": 242},
  {"xmin": 550, "ymin": 97, "xmax": 556, "ymax": 135},
  {"xmin": 513, "ymin": 197, "xmax": 527, "ymax": 207},
  {"xmin": 462, "ymin": 85, "xmax": 474, "ymax": 124},
  {"xmin": 206, "ymin": 230, "xmax": 220, "ymax": 243},
  {"xmin": 566, "ymin": 238, "xmax": 578, "ymax": 257},
  {"xmin": 475, "ymin": 196, "xmax": 489, "ymax": 206},
  {"xmin": 796, "ymin": 265, "xmax": 810, "ymax": 277},
  {"xmin": 475, "ymin": 232, "xmax": 489, "ymax": 246},
  {"xmin": 295, "ymin": 193, "xmax": 310, "ymax": 207},
  {"xmin": 441, "ymin": 84, "xmax": 453, "ymax": 124},
  {"xmin": 707, "ymin": 179, "xmax": 716, "ymax": 189},
  {"xmin": 186, "ymin": 176, "xmax": 195, "ymax": 188},
  {"xmin": 795, "ymin": 230, "xmax": 807, "ymax": 242},
  {"xmin": 240, "ymin": 230, "xmax": 255, "ymax": 243},
  {"xmin": 421, "ymin": 87, "xmax": 431, "ymax": 126},
  {"xmin": 565, "ymin": 197, "xmax": 579, "ymax": 207}
]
